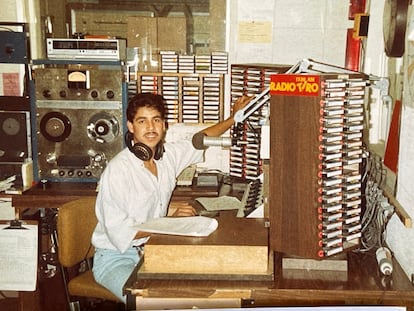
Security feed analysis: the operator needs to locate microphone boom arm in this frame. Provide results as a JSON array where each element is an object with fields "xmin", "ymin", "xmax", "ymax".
[{"xmin": 233, "ymin": 87, "xmax": 270, "ymax": 124}]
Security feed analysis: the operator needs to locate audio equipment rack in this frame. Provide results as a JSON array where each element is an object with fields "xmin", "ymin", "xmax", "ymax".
[
  {"xmin": 269, "ymin": 73, "xmax": 367, "ymax": 259},
  {"xmin": 31, "ymin": 62, "xmax": 127, "ymax": 182},
  {"xmin": 0, "ymin": 22, "xmax": 32, "ymax": 189}
]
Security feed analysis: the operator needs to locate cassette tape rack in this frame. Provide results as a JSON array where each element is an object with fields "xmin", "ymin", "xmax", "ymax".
[
  {"xmin": 269, "ymin": 73, "xmax": 367, "ymax": 259},
  {"xmin": 229, "ymin": 64, "xmax": 290, "ymax": 180},
  {"xmin": 136, "ymin": 72, "xmax": 224, "ymax": 124}
]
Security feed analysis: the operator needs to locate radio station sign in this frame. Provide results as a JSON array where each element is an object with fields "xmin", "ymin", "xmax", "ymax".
[{"xmin": 270, "ymin": 74, "xmax": 320, "ymax": 96}]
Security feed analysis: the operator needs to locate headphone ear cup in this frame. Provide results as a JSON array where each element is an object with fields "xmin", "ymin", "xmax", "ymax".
[
  {"xmin": 154, "ymin": 142, "xmax": 165, "ymax": 160},
  {"xmin": 131, "ymin": 143, "xmax": 153, "ymax": 161},
  {"xmin": 124, "ymin": 131, "xmax": 153, "ymax": 161}
]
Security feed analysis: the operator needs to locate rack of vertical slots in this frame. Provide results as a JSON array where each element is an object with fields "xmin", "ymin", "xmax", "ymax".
[
  {"xmin": 136, "ymin": 72, "xmax": 225, "ymax": 124},
  {"xmin": 228, "ymin": 59, "xmax": 383, "ymax": 258},
  {"xmin": 267, "ymin": 59, "xmax": 369, "ymax": 259},
  {"xmin": 229, "ymin": 64, "xmax": 291, "ymax": 180}
]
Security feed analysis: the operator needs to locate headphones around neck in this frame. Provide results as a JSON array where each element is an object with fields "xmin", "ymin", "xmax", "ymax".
[{"xmin": 124, "ymin": 131, "xmax": 164, "ymax": 161}]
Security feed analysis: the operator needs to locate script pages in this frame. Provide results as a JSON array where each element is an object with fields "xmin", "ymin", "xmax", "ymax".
[{"xmin": 0, "ymin": 222, "xmax": 38, "ymax": 291}]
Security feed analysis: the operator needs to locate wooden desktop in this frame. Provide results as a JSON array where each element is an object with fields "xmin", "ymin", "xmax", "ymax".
[{"xmin": 124, "ymin": 250, "xmax": 414, "ymax": 310}]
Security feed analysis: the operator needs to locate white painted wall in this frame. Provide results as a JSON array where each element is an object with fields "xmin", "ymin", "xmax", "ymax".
[
  {"xmin": 386, "ymin": 4, "xmax": 414, "ymax": 283},
  {"xmin": 0, "ymin": 0, "xmax": 43, "ymax": 60},
  {"xmin": 228, "ymin": 0, "xmax": 351, "ymax": 67},
  {"xmin": 0, "ymin": 0, "xmax": 25, "ymax": 22}
]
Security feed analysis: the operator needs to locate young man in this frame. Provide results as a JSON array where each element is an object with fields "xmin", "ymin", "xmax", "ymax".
[{"xmin": 91, "ymin": 92, "xmax": 251, "ymax": 302}]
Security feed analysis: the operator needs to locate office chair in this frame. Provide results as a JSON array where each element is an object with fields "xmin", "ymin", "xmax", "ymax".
[{"xmin": 57, "ymin": 197, "xmax": 123, "ymax": 310}]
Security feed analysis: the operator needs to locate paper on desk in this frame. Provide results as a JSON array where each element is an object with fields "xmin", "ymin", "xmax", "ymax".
[
  {"xmin": 196, "ymin": 196, "xmax": 245, "ymax": 217},
  {"xmin": 134, "ymin": 216, "xmax": 218, "ymax": 237},
  {"xmin": 0, "ymin": 223, "xmax": 38, "ymax": 291},
  {"xmin": 0, "ymin": 198, "xmax": 15, "ymax": 220},
  {"xmin": 195, "ymin": 195, "xmax": 242, "ymax": 211}
]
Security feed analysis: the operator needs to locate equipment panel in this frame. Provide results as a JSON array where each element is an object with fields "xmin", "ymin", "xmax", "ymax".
[{"xmin": 33, "ymin": 66, "xmax": 125, "ymax": 182}]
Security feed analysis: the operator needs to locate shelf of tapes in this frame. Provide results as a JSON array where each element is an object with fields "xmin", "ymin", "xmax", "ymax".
[
  {"xmin": 269, "ymin": 73, "xmax": 367, "ymax": 259},
  {"xmin": 137, "ymin": 72, "xmax": 224, "ymax": 124},
  {"xmin": 229, "ymin": 64, "xmax": 290, "ymax": 179},
  {"xmin": 317, "ymin": 77, "xmax": 366, "ymax": 258},
  {"xmin": 160, "ymin": 51, "xmax": 228, "ymax": 75}
]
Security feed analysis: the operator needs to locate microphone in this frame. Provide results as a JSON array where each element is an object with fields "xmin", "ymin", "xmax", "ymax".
[{"xmin": 192, "ymin": 132, "xmax": 236, "ymax": 150}]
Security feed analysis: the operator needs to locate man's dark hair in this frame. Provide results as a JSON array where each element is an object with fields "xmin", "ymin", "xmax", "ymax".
[{"xmin": 126, "ymin": 93, "xmax": 167, "ymax": 123}]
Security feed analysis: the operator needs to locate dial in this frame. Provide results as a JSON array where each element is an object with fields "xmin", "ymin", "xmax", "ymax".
[
  {"xmin": 39, "ymin": 111, "xmax": 72, "ymax": 142},
  {"xmin": 2, "ymin": 117, "xmax": 20, "ymax": 136}
]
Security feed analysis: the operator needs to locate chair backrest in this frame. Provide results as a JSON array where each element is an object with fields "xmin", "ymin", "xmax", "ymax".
[{"xmin": 57, "ymin": 197, "xmax": 97, "ymax": 268}]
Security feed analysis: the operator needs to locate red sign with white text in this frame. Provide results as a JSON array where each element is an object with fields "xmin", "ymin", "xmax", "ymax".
[{"xmin": 270, "ymin": 74, "xmax": 320, "ymax": 97}]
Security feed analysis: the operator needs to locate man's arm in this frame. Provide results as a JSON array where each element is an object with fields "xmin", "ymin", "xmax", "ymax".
[{"xmin": 200, "ymin": 95, "xmax": 252, "ymax": 137}]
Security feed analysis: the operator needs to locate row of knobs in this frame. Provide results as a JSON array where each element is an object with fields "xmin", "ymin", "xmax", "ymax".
[
  {"xmin": 54, "ymin": 169, "xmax": 93, "ymax": 177},
  {"xmin": 42, "ymin": 89, "xmax": 116, "ymax": 99}
]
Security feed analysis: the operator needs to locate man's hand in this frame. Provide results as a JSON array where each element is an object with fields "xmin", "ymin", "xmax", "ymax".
[
  {"xmin": 231, "ymin": 95, "xmax": 253, "ymax": 118},
  {"xmin": 168, "ymin": 201, "xmax": 197, "ymax": 217}
]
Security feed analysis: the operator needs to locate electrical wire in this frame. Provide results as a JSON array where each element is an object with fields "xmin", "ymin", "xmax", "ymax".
[
  {"xmin": 0, "ymin": 27, "xmax": 14, "ymax": 32},
  {"xmin": 358, "ymin": 152, "xmax": 394, "ymax": 253}
]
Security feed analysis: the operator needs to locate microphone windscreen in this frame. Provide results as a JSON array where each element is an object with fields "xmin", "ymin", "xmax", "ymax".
[{"xmin": 192, "ymin": 132, "xmax": 206, "ymax": 150}]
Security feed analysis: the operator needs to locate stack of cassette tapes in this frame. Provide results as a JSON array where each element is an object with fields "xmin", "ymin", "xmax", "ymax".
[
  {"xmin": 195, "ymin": 55, "xmax": 212, "ymax": 73},
  {"xmin": 316, "ymin": 77, "xmax": 365, "ymax": 257},
  {"xmin": 159, "ymin": 51, "xmax": 227, "ymax": 75},
  {"xmin": 178, "ymin": 55, "xmax": 195, "ymax": 73},
  {"xmin": 229, "ymin": 64, "xmax": 290, "ymax": 179},
  {"xmin": 211, "ymin": 51, "xmax": 228, "ymax": 74},
  {"xmin": 182, "ymin": 76, "xmax": 200, "ymax": 123},
  {"xmin": 269, "ymin": 72, "xmax": 368, "ymax": 259},
  {"xmin": 160, "ymin": 51, "xmax": 179, "ymax": 73},
  {"xmin": 202, "ymin": 75, "xmax": 222, "ymax": 123},
  {"xmin": 339, "ymin": 78, "xmax": 366, "ymax": 247},
  {"xmin": 162, "ymin": 75, "xmax": 180, "ymax": 122},
  {"xmin": 139, "ymin": 75, "xmax": 159, "ymax": 94},
  {"xmin": 136, "ymin": 72, "xmax": 224, "ymax": 124}
]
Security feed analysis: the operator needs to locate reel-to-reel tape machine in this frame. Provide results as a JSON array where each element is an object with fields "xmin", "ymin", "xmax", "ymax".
[{"xmin": 33, "ymin": 66, "xmax": 125, "ymax": 182}]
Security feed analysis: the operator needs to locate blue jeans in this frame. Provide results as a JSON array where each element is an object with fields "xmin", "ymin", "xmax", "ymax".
[{"xmin": 92, "ymin": 248, "xmax": 140, "ymax": 303}]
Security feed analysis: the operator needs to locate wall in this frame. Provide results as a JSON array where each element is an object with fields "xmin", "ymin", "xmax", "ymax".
[
  {"xmin": 0, "ymin": 0, "xmax": 24, "ymax": 22},
  {"xmin": 386, "ymin": 5, "xmax": 414, "ymax": 283},
  {"xmin": 228, "ymin": 0, "xmax": 350, "ymax": 66},
  {"xmin": 0, "ymin": 0, "xmax": 43, "ymax": 59}
]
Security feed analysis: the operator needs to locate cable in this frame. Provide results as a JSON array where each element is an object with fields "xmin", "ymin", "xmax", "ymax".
[
  {"xmin": 358, "ymin": 152, "xmax": 394, "ymax": 253},
  {"xmin": 0, "ymin": 27, "xmax": 14, "ymax": 32}
]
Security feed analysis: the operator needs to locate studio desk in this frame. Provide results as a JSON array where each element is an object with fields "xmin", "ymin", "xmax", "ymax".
[
  {"xmin": 122, "ymin": 210, "xmax": 414, "ymax": 311},
  {"xmin": 7, "ymin": 182, "xmax": 414, "ymax": 311}
]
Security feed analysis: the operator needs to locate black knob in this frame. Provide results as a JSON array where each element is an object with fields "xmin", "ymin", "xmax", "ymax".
[
  {"xmin": 6, "ymin": 45, "xmax": 15, "ymax": 54},
  {"xmin": 106, "ymin": 90, "xmax": 115, "ymax": 99},
  {"xmin": 91, "ymin": 90, "xmax": 99, "ymax": 98},
  {"xmin": 43, "ymin": 89, "xmax": 51, "ymax": 98},
  {"xmin": 59, "ymin": 90, "xmax": 67, "ymax": 98}
]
